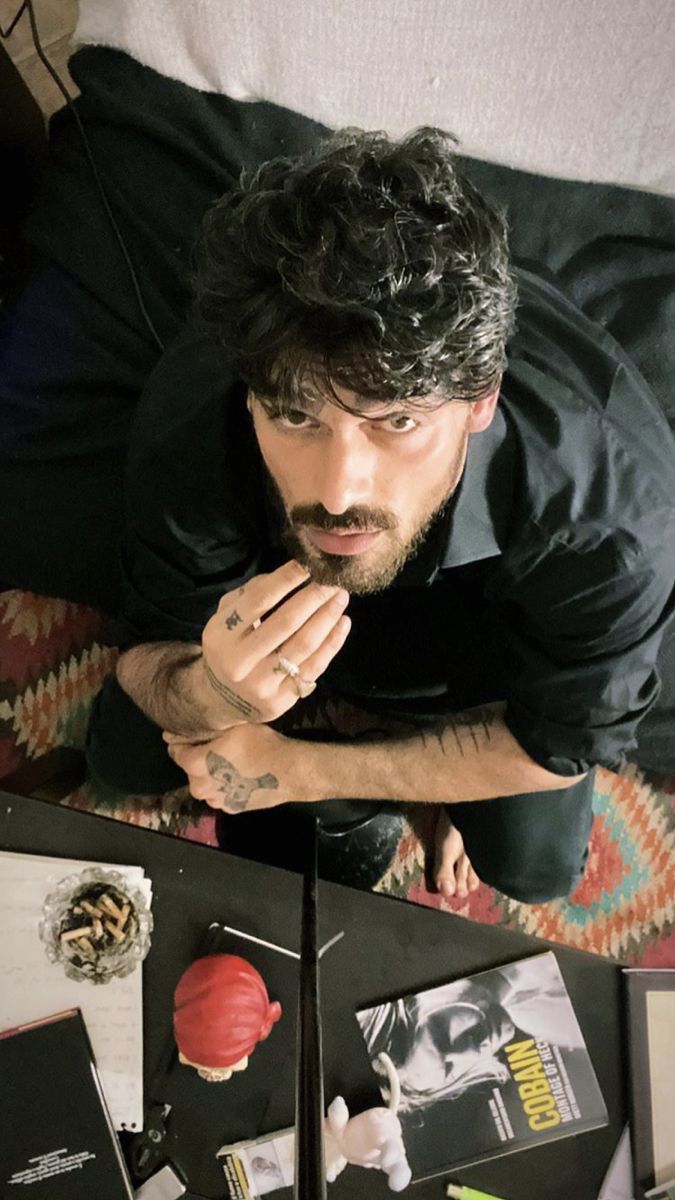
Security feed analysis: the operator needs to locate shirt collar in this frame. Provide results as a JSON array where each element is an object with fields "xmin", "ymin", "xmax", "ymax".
[
  {"xmin": 440, "ymin": 404, "xmax": 514, "ymax": 569},
  {"xmin": 393, "ymin": 404, "xmax": 514, "ymax": 587}
]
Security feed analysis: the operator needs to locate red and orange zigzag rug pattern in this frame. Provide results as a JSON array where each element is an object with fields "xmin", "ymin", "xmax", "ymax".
[
  {"xmin": 0, "ymin": 591, "xmax": 118, "ymax": 775},
  {"xmin": 2, "ymin": 590, "xmax": 674, "ymax": 966},
  {"xmin": 375, "ymin": 765, "xmax": 675, "ymax": 966}
]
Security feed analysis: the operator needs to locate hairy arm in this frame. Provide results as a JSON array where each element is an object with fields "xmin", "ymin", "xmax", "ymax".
[
  {"xmin": 290, "ymin": 702, "xmax": 586, "ymax": 804},
  {"xmin": 115, "ymin": 643, "xmax": 250, "ymax": 738},
  {"xmin": 164, "ymin": 700, "xmax": 588, "ymax": 813}
]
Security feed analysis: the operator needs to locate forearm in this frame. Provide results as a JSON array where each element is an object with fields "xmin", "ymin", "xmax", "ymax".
[
  {"xmin": 294, "ymin": 703, "xmax": 586, "ymax": 804},
  {"xmin": 115, "ymin": 642, "xmax": 242, "ymax": 737}
]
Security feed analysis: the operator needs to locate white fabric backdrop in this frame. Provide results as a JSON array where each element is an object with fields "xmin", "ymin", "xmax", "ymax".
[{"xmin": 75, "ymin": 0, "xmax": 675, "ymax": 196}]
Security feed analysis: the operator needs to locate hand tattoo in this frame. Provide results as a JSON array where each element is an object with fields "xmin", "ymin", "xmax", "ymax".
[
  {"xmin": 205, "ymin": 752, "xmax": 278, "ymax": 811},
  {"xmin": 204, "ymin": 662, "xmax": 262, "ymax": 719},
  {"xmin": 224, "ymin": 610, "xmax": 243, "ymax": 631}
]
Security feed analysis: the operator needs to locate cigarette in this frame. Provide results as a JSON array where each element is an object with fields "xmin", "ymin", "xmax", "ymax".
[
  {"xmin": 61, "ymin": 926, "xmax": 94, "ymax": 942},
  {"xmin": 104, "ymin": 919, "xmax": 126, "ymax": 943},
  {"xmin": 117, "ymin": 903, "xmax": 130, "ymax": 931},
  {"xmin": 81, "ymin": 899, "xmax": 104, "ymax": 919},
  {"xmin": 78, "ymin": 937, "xmax": 96, "ymax": 958},
  {"xmin": 100, "ymin": 894, "xmax": 124, "ymax": 920},
  {"xmin": 93, "ymin": 918, "xmax": 104, "ymax": 940}
]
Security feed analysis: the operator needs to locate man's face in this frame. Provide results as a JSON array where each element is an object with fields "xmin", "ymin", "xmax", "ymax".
[
  {"xmin": 398, "ymin": 986, "xmax": 515, "ymax": 1099},
  {"xmin": 249, "ymin": 382, "xmax": 495, "ymax": 594}
]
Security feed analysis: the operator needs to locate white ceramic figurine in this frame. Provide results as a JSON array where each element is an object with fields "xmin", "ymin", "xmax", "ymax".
[{"xmin": 323, "ymin": 1052, "xmax": 412, "ymax": 1192}]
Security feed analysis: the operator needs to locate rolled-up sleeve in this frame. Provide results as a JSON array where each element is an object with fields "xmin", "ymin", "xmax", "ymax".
[{"xmin": 497, "ymin": 527, "xmax": 675, "ymax": 776}]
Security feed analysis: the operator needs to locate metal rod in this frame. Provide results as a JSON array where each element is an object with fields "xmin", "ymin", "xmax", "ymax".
[{"xmin": 294, "ymin": 817, "xmax": 326, "ymax": 1199}]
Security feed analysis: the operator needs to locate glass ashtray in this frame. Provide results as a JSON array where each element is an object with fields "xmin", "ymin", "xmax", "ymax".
[{"xmin": 39, "ymin": 867, "xmax": 153, "ymax": 985}]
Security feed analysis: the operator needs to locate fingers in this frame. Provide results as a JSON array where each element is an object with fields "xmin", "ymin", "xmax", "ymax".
[
  {"xmin": 234, "ymin": 559, "xmax": 311, "ymax": 623},
  {"xmin": 289, "ymin": 613, "xmax": 352, "ymax": 682},
  {"xmin": 202, "ymin": 560, "xmax": 353, "ymax": 724},
  {"xmin": 266, "ymin": 589, "xmax": 350, "ymax": 670},
  {"xmin": 234, "ymin": 583, "xmax": 348, "ymax": 677}
]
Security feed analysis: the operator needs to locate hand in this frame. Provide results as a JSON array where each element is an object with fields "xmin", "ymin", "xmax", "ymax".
[
  {"xmin": 199, "ymin": 560, "xmax": 351, "ymax": 726},
  {"xmin": 163, "ymin": 724, "xmax": 303, "ymax": 813}
]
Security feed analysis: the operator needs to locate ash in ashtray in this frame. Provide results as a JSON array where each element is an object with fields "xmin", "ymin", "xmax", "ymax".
[
  {"xmin": 58, "ymin": 882, "xmax": 139, "ymax": 976},
  {"xmin": 40, "ymin": 867, "xmax": 152, "ymax": 984}
]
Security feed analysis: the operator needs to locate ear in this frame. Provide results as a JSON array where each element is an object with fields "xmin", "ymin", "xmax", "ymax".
[{"xmin": 467, "ymin": 386, "xmax": 500, "ymax": 434}]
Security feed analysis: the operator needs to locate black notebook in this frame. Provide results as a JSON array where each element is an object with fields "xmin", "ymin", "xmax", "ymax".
[
  {"xmin": 0, "ymin": 1008, "xmax": 134, "ymax": 1200},
  {"xmin": 357, "ymin": 950, "xmax": 608, "ymax": 1182}
]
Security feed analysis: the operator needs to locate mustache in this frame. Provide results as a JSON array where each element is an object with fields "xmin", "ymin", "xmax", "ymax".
[{"xmin": 290, "ymin": 504, "xmax": 397, "ymax": 532}]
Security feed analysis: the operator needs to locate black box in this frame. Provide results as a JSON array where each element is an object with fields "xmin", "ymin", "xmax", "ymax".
[{"xmin": 0, "ymin": 1008, "xmax": 134, "ymax": 1199}]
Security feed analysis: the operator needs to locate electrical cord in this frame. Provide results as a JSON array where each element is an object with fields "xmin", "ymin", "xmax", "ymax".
[{"xmin": 1, "ymin": 0, "xmax": 165, "ymax": 351}]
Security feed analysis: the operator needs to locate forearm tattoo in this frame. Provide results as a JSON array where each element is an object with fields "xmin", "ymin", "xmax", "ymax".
[
  {"xmin": 204, "ymin": 661, "xmax": 262, "ymax": 720},
  {"xmin": 420, "ymin": 705, "xmax": 502, "ymax": 757},
  {"xmin": 206, "ymin": 751, "xmax": 278, "ymax": 812}
]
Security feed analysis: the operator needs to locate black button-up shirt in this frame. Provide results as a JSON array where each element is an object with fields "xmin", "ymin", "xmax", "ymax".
[{"xmin": 114, "ymin": 266, "xmax": 675, "ymax": 777}]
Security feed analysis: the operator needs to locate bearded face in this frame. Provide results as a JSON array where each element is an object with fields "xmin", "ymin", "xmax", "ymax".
[{"xmin": 249, "ymin": 383, "xmax": 497, "ymax": 595}]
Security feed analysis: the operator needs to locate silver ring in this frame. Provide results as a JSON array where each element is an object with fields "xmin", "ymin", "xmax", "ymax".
[{"xmin": 276, "ymin": 652, "xmax": 301, "ymax": 678}]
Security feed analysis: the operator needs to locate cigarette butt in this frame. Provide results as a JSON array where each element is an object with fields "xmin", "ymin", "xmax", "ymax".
[
  {"xmin": 105, "ymin": 919, "xmax": 126, "ymax": 942},
  {"xmin": 61, "ymin": 926, "xmax": 94, "ymax": 942},
  {"xmin": 78, "ymin": 937, "xmax": 96, "ymax": 958},
  {"xmin": 93, "ymin": 918, "xmax": 104, "ymax": 940},
  {"xmin": 81, "ymin": 899, "xmax": 104, "ymax": 919},
  {"xmin": 117, "ymin": 903, "xmax": 130, "ymax": 931},
  {"xmin": 100, "ymin": 894, "xmax": 123, "ymax": 920},
  {"xmin": 73, "ymin": 905, "xmax": 83, "ymax": 914}
]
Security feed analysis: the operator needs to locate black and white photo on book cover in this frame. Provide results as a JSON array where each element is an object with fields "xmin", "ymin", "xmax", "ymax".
[{"xmin": 357, "ymin": 951, "xmax": 608, "ymax": 1180}]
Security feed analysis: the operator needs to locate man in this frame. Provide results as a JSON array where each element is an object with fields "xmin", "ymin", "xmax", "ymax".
[{"xmin": 87, "ymin": 127, "xmax": 675, "ymax": 903}]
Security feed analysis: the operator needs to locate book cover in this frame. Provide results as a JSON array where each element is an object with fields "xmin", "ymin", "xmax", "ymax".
[
  {"xmin": 624, "ymin": 968, "xmax": 675, "ymax": 1200},
  {"xmin": 0, "ymin": 1008, "xmax": 135, "ymax": 1199},
  {"xmin": 356, "ymin": 950, "xmax": 608, "ymax": 1181}
]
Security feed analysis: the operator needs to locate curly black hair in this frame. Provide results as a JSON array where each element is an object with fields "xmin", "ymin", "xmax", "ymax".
[{"xmin": 193, "ymin": 126, "xmax": 517, "ymax": 412}]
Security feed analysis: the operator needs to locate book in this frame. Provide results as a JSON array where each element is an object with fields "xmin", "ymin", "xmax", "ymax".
[
  {"xmin": 624, "ymin": 968, "xmax": 675, "ymax": 1200},
  {"xmin": 356, "ymin": 950, "xmax": 608, "ymax": 1182},
  {"xmin": 0, "ymin": 1008, "xmax": 135, "ymax": 1199}
]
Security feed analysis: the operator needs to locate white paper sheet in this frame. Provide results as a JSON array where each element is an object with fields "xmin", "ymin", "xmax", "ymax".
[{"xmin": 0, "ymin": 850, "xmax": 150, "ymax": 1131}]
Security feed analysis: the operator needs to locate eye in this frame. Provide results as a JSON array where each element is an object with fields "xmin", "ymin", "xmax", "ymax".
[
  {"xmin": 378, "ymin": 413, "xmax": 420, "ymax": 434},
  {"xmin": 274, "ymin": 409, "xmax": 316, "ymax": 429}
]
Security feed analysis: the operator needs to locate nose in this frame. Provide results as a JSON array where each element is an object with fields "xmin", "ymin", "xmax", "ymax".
[{"xmin": 314, "ymin": 430, "xmax": 375, "ymax": 515}]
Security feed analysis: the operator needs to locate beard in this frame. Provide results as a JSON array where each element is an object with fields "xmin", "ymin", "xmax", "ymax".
[{"xmin": 265, "ymin": 432, "xmax": 469, "ymax": 595}]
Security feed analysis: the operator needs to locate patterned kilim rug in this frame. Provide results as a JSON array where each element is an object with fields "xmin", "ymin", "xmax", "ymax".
[{"xmin": 2, "ymin": 590, "xmax": 674, "ymax": 968}]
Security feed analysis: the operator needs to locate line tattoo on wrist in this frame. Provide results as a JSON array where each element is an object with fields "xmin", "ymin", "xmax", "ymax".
[
  {"xmin": 203, "ymin": 661, "xmax": 262, "ymax": 720},
  {"xmin": 206, "ymin": 751, "xmax": 278, "ymax": 812}
]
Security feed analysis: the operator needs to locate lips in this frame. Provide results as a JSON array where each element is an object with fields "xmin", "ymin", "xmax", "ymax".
[{"xmin": 306, "ymin": 528, "xmax": 383, "ymax": 556}]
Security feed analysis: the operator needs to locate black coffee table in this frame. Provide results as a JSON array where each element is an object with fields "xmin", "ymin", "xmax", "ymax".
[{"xmin": 0, "ymin": 790, "xmax": 626, "ymax": 1199}]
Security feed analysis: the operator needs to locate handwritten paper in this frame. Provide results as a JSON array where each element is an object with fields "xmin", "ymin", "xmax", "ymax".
[{"xmin": 0, "ymin": 850, "xmax": 151, "ymax": 1131}]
